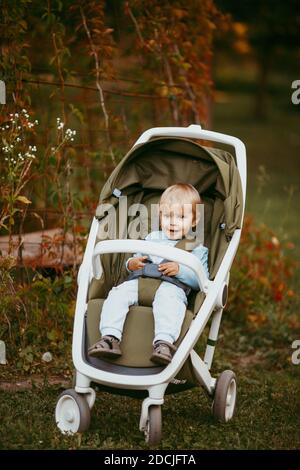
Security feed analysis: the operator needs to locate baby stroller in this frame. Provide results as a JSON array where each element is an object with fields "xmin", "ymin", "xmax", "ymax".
[{"xmin": 55, "ymin": 125, "xmax": 246, "ymax": 445}]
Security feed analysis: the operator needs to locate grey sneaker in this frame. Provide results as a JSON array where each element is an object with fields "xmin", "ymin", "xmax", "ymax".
[
  {"xmin": 150, "ymin": 340, "xmax": 177, "ymax": 366},
  {"xmin": 88, "ymin": 335, "xmax": 122, "ymax": 359}
]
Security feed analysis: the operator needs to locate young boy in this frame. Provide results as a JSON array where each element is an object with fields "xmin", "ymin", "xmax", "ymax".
[{"xmin": 88, "ymin": 183, "xmax": 209, "ymax": 365}]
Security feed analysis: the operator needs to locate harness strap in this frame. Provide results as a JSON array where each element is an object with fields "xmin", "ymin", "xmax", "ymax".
[
  {"xmin": 127, "ymin": 261, "xmax": 191, "ymax": 296},
  {"xmin": 128, "ymin": 236, "xmax": 198, "ymax": 303}
]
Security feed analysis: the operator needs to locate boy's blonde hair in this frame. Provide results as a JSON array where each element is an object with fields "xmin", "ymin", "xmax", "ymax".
[{"xmin": 160, "ymin": 183, "xmax": 202, "ymax": 225}]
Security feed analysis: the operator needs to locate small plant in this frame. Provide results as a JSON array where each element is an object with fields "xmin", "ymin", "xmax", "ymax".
[
  {"xmin": 0, "ymin": 111, "xmax": 77, "ymax": 242},
  {"xmin": 0, "ymin": 110, "xmax": 79, "ymax": 374},
  {"xmin": 228, "ymin": 214, "xmax": 300, "ymax": 336},
  {"xmin": 0, "ymin": 110, "xmax": 38, "ymax": 244},
  {"xmin": 0, "ymin": 267, "xmax": 76, "ymax": 374}
]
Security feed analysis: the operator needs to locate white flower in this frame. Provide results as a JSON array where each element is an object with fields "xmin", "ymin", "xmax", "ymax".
[
  {"xmin": 16, "ymin": 137, "xmax": 21, "ymax": 142},
  {"xmin": 65, "ymin": 128, "xmax": 76, "ymax": 141},
  {"xmin": 25, "ymin": 152, "xmax": 35, "ymax": 159},
  {"xmin": 14, "ymin": 113, "xmax": 19, "ymax": 118},
  {"xmin": 22, "ymin": 109, "xmax": 27, "ymax": 113}
]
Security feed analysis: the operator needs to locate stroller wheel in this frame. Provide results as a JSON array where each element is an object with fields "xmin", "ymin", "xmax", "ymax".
[
  {"xmin": 55, "ymin": 389, "xmax": 91, "ymax": 434},
  {"xmin": 212, "ymin": 370, "xmax": 237, "ymax": 423},
  {"xmin": 144, "ymin": 405, "xmax": 162, "ymax": 446}
]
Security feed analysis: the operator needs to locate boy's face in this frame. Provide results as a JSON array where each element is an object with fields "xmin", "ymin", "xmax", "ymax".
[{"xmin": 160, "ymin": 203, "xmax": 194, "ymax": 239}]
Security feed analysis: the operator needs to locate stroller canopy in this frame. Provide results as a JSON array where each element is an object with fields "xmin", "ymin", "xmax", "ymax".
[{"xmin": 95, "ymin": 137, "xmax": 243, "ymax": 279}]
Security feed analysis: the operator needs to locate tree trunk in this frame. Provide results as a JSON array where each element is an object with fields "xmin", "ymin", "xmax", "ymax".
[{"xmin": 254, "ymin": 51, "xmax": 272, "ymax": 119}]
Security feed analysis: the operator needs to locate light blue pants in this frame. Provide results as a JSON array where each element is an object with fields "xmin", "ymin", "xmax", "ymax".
[{"xmin": 100, "ymin": 279, "xmax": 188, "ymax": 344}]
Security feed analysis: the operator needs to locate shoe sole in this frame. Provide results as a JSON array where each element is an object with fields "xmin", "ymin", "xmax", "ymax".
[
  {"xmin": 150, "ymin": 354, "xmax": 171, "ymax": 366},
  {"xmin": 88, "ymin": 350, "xmax": 122, "ymax": 359}
]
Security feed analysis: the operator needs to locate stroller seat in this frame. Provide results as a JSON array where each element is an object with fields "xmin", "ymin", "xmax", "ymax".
[
  {"xmin": 85, "ymin": 182, "xmax": 209, "ymax": 375},
  {"xmin": 86, "ymin": 298, "xmax": 195, "ymax": 368}
]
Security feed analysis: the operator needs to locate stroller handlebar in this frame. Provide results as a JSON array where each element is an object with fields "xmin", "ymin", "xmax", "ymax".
[{"xmin": 92, "ymin": 239, "xmax": 212, "ymax": 293}]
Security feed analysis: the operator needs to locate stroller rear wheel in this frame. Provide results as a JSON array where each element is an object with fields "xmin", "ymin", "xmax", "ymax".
[
  {"xmin": 212, "ymin": 370, "xmax": 237, "ymax": 422},
  {"xmin": 55, "ymin": 389, "xmax": 91, "ymax": 434},
  {"xmin": 144, "ymin": 405, "xmax": 162, "ymax": 446}
]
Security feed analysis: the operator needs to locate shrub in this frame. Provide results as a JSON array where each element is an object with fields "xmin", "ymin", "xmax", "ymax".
[
  {"xmin": 227, "ymin": 214, "xmax": 300, "ymax": 339},
  {"xmin": 0, "ymin": 263, "xmax": 76, "ymax": 374}
]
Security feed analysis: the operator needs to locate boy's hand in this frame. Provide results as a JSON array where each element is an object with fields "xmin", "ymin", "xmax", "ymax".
[
  {"xmin": 158, "ymin": 261, "xmax": 179, "ymax": 276},
  {"xmin": 128, "ymin": 256, "xmax": 148, "ymax": 271}
]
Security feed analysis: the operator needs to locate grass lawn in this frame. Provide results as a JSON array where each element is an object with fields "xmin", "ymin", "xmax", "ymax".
[
  {"xmin": 1, "ymin": 319, "xmax": 299, "ymax": 450},
  {"xmin": 1, "ymin": 356, "xmax": 299, "ymax": 450}
]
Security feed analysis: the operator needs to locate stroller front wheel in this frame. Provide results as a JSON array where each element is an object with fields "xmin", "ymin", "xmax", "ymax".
[
  {"xmin": 212, "ymin": 370, "xmax": 237, "ymax": 422},
  {"xmin": 144, "ymin": 405, "xmax": 162, "ymax": 446},
  {"xmin": 55, "ymin": 389, "xmax": 91, "ymax": 434}
]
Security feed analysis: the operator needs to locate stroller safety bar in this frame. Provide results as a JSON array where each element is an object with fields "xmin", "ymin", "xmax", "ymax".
[
  {"xmin": 133, "ymin": 125, "xmax": 247, "ymax": 217},
  {"xmin": 92, "ymin": 239, "xmax": 212, "ymax": 293}
]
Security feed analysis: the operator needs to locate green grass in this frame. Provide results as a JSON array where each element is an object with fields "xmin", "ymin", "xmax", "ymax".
[
  {"xmin": 1, "ymin": 318, "xmax": 299, "ymax": 450},
  {"xmin": 1, "ymin": 363, "xmax": 299, "ymax": 450}
]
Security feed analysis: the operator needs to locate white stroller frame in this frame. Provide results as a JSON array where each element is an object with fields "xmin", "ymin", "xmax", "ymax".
[{"xmin": 55, "ymin": 125, "xmax": 246, "ymax": 442}]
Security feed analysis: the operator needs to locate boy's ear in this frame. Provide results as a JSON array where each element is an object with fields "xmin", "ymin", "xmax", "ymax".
[
  {"xmin": 192, "ymin": 213, "xmax": 201, "ymax": 227},
  {"xmin": 192, "ymin": 203, "xmax": 203, "ymax": 227}
]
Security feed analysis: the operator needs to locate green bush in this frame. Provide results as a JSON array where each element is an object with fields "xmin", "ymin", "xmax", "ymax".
[
  {"xmin": 227, "ymin": 214, "xmax": 300, "ymax": 341},
  {"xmin": 0, "ymin": 260, "xmax": 75, "ymax": 374}
]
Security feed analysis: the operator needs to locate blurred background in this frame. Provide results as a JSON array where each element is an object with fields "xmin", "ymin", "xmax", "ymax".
[
  {"xmin": 0, "ymin": 0, "xmax": 300, "ymax": 450},
  {"xmin": 1, "ymin": 0, "xmax": 299, "ymax": 271}
]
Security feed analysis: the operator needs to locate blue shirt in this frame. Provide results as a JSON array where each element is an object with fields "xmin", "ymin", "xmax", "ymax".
[{"xmin": 126, "ymin": 230, "xmax": 209, "ymax": 291}]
